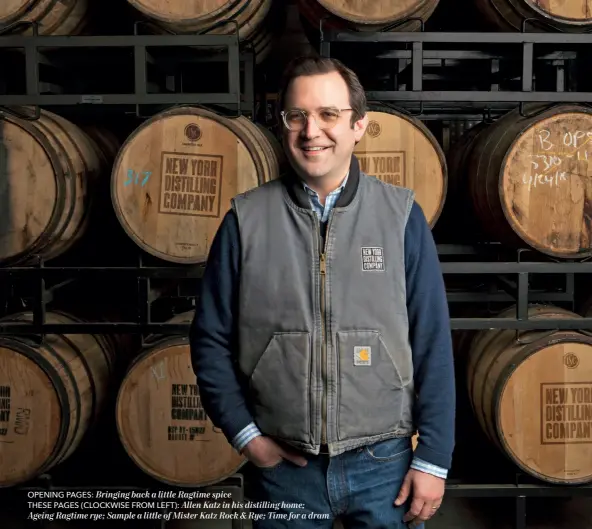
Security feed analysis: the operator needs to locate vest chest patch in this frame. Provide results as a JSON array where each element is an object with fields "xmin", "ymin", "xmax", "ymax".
[
  {"xmin": 361, "ymin": 247, "xmax": 385, "ymax": 272},
  {"xmin": 354, "ymin": 346, "xmax": 371, "ymax": 366}
]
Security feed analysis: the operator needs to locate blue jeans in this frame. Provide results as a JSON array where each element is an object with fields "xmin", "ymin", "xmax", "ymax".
[{"xmin": 245, "ymin": 436, "xmax": 423, "ymax": 529}]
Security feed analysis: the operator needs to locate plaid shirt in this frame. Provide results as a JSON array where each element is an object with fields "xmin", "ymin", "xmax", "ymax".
[{"xmin": 302, "ymin": 173, "xmax": 349, "ymax": 222}]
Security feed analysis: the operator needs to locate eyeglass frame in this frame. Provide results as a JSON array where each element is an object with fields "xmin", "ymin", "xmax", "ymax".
[{"xmin": 280, "ymin": 107, "xmax": 354, "ymax": 131}]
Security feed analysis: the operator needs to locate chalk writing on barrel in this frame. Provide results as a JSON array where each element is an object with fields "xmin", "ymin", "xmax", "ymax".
[{"xmin": 124, "ymin": 169, "xmax": 152, "ymax": 187}]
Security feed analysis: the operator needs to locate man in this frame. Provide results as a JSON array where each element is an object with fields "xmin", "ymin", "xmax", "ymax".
[{"xmin": 190, "ymin": 56, "xmax": 455, "ymax": 528}]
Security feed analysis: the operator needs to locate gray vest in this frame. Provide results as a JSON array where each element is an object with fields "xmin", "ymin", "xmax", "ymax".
[{"xmin": 231, "ymin": 167, "xmax": 416, "ymax": 456}]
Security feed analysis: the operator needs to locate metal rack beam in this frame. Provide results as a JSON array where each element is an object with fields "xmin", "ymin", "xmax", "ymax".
[
  {"xmin": 0, "ymin": 252, "xmax": 591, "ymax": 332},
  {"xmin": 0, "ymin": 32, "xmax": 253, "ymax": 115}
]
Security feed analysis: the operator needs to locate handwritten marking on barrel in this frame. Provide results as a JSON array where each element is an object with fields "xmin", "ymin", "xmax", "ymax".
[
  {"xmin": 158, "ymin": 152, "xmax": 223, "ymax": 218},
  {"xmin": 521, "ymin": 128, "xmax": 592, "ymax": 190},
  {"xmin": 151, "ymin": 361, "xmax": 165, "ymax": 381},
  {"xmin": 124, "ymin": 169, "xmax": 152, "ymax": 187},
  {"xmin": 541, "ymin": 383, "xmax": 592, "ymax": 445}
]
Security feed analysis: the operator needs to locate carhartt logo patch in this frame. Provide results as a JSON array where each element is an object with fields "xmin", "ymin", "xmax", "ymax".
[
  {"xmin": 354, "ymin": 346, "xmax": 371, "ymax": 366},
  {"xmin": 361, "ymin": 247, "xmax": 385, "ymax": 271}
]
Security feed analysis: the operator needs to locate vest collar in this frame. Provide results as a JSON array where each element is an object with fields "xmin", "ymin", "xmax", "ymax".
[{"xmin": 282, "ymin": 155, "xmax": 361, "ymax": 211}]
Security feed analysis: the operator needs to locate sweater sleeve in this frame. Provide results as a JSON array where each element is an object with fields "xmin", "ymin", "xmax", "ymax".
[
  {"xmin": 405, "ymin": 201, "xmax": 456, "ymax": 471},
  {"xmin": 189, "ymin": 209, "xmax": 257, "ymax": 445}
]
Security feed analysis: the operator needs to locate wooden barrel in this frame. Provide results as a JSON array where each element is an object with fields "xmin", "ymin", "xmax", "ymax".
[
  {"xmin": 116, "ymin": 311, "xmax": 246, "ymax": 487},
  {"xmin": 466, "ymin": 304, "xmax": 592, "ymax": 485},
  {"xmin": 0, "ymin": 311, "xmax": 116, "ymax": 487},
  {"xmin": 474, "ymin": 0, "xmax": 592, "ymax": 32},
  {"xmin": 432, "ymin": 121, "xmax": 489, "ymax": 242},
  {"xmin": 127, "ymin": 0, "xmax": 279, "ymax": 64},
  {"xmin": 0, "ymin": 0, "xmax": 90, "ymax": 35},
  {"xmin": 455, "ymin": 104, "xmax": 592, "ymax": 258},
  {"xmin": 83, "ymin": 126, "xmax": 121, "ymax": 167},
  {"xmin": 298, "ymin": 0, "xmax": 440, "ymax": 33},
  {"xmin": 111, "ymin": 106, "xmax": 279, "ymax": 264},
  {"xmin": 353, "ymin": 105, "xmax": 447, "ymax": 228},
  {"xmin": 0, "ymin": 108, "xmax": 105, "ymax": 266}
]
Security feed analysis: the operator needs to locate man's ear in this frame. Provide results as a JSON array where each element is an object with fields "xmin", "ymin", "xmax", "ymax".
[{"xmin": 353, "ymin": 113, "xmax": 369, "ymax": 142}]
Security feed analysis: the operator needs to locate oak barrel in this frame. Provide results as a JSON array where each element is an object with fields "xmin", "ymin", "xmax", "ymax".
[
  {"xmin": 116, "ymin": 312, "xmax": 246, "ymax": 487},
  {"xmin": 111, "ymin": 106, "xmax": 278, "ymax": 264},
  {"xmin": 0, "ymin": 108, "xmax": 105, "ymax": 266},
  {"xmin": 0, "ymin": 0, "xmax": 90, "ymax": 35},
  {"xmin": 474, "ymin": 0, "xmax": 592, "ymax": 32},
  {"xmin": 127, "ymin": 0, "xmax": 278, "ymax": 63},
  {"xmin": 298, "ymin": 0, "xmax": 440, "ymax": 33},
  {"xmin": 353, "ymin": 105, "xmax": 447, "ymax": 228},
  {"xmin": 466, "ymin": 304, "xmax": 592, "ymax": 485},
  {"xmin": 0, "ymin": 311, "xmax": 116, "ymax": 487},
  {"xmin": 83, "ymin": 126, "xmax": 121, "ymax": 168},
  {"xmin": 456, "ymin": 104, "xmax": 592, "ymax": 258}
]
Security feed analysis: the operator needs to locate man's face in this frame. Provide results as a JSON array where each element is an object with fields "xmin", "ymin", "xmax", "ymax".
[{"xmin": 281, "ymin": 71, "xmax": 367, "ymax": 183}]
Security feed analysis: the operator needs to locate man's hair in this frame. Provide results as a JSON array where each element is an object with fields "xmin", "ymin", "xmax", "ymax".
[{"xmin": 277, "ymin": 55, "xmax": 367, "ymax": 127}]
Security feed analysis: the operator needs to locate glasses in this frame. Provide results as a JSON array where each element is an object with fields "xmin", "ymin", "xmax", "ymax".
[{"xmin": 280, "ymin": 108, "xmax": 353, "ymax": 131}]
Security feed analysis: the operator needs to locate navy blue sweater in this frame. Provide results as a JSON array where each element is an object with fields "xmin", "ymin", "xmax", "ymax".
[{"xmin": 189, "ymin": 201, "xmax": 456, "ymax": 470}]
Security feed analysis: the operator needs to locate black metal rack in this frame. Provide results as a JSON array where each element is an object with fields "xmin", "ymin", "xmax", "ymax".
[
  {"xmin": 318, "ymin": 28, "xmax": 592, "ymax": 120},
  {"xmin": 0, "ymin": 28, "xmax": 256, "ymax": 118},
  {"xmin": 0, "ymin": 247, "xmax": 592, "ymax": 334}
]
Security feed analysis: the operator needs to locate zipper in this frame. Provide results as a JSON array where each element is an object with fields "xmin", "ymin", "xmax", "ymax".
[
  {"xmin": 320, "ymin": 250, "xmax": 327, "ymax": 445},
  {"xmin": 316, "ymin": 212, "xmax": 334, "ymax": 447}
]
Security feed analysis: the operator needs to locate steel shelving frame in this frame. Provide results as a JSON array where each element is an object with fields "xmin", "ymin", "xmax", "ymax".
[
  {"xmin": 317, "ymin": 26, "xmax": 592, "ymax": 119},
  {"xmin": 0, "ymin": 27, "xmax": 255, "ymax": 117},
  {"xmin": 0, "ymin": 250, "xmax": 592, "ymax": 334}
]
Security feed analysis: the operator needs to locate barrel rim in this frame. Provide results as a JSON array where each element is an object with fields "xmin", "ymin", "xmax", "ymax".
[
  {"xmin": 0, "ymin": 109, "xmax": 66, "ymax": 265},
  {"xmin": 127, "ymin": 0, "xmax": 241, "ymax": 27},
  {"xmin": 522, "ymin": 0, "xmax": 592, "ymax": 26},
  {"xmin": 498, "ymin": 106, "xmax": 592, "ymax": 259},
  {"xmin": 493, "ymin": 331, "xmax": 592, "ymax": 485},
  {"xmin": 315, "ymin": 0, "xmax": 432, "ymax": 25},
  {"xmin": 0, "ymin": 0, "xmax": 43, "ymax": 25},
  {"xmin": 115, "ymin": 340, "xmax": 246, "ymax": 487}
]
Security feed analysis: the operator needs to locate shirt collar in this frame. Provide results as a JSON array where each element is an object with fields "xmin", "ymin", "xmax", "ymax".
[{"xmin": 302, "ymin": 171, "xmax": 349, "ymax": 199}]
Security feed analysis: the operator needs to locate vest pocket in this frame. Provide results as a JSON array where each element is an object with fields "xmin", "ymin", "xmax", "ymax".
[
  {"xmin": 336, "ymin": 330, "xmax": 405, "ymax": 439},
  {"xmin": 249, "ymin": 332, "xmax": 311, "ymax": 443}
]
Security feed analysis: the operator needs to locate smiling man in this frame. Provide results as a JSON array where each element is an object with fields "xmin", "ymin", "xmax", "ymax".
[{"xmin": 190, "ymin": 56, "xmax": 456, "ymax": 528}]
